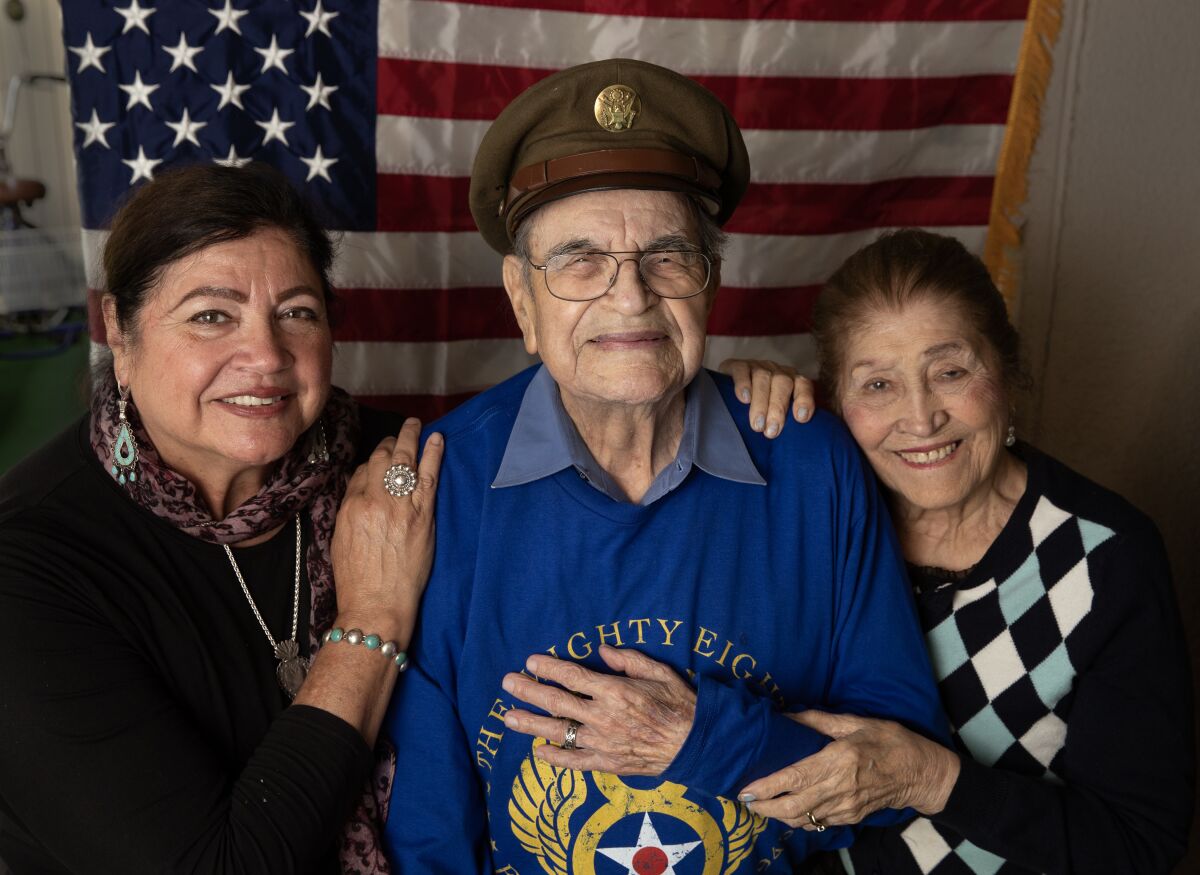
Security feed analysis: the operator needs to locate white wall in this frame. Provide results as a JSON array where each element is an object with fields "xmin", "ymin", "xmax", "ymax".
[
  {"xmin": 0, "ymin": 0, "xmax": 78, "ymax": 231},
  {"xmin": 1019, "ymin": 1, "xmax": 1200, "ymax": 867}
]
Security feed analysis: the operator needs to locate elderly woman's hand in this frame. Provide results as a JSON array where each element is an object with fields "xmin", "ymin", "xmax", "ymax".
[
  {"xmin": 501, "ymin": 644, "xmax": 696, "ymax": 775},
  {"xmin": 718, "ymin": 358, "xmax": 815, "ymax": 437},
  {"xmin": 330, "ymin": 418, "xmax": 443, "ymax": 644},
  {"xmin": 738, "ymin": 710, "xmax": 960, "ymax": 830}
]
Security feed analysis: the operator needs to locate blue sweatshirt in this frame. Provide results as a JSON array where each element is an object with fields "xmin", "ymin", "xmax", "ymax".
[{"xmin": 383, "ymin": 367, "xmax": 948, "ymax": 874}]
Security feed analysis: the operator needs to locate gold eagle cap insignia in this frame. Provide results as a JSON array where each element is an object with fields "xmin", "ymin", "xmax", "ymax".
[
  {"xmin": 593, "ymin": 84, "xmax": 640, "ymax": 132},
  {"xmin": 509, "ymin": 739, "xmax": 585, "ymax": 875}
]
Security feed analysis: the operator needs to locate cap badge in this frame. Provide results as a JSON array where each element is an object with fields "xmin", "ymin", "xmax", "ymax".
[{"xmin": 594, "ymin": 84, "xmax": 640, "ymax": 132}]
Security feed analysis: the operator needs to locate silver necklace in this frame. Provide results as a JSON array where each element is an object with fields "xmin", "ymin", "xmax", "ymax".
[{"xmin": 222, "ymin": 514, "xmax": 308, "ymax": 699}]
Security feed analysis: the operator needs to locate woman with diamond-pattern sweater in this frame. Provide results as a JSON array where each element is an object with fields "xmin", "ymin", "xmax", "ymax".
[{"xmin": 726, "ymin": 230, "xmax": 1193, "ymax": 875}]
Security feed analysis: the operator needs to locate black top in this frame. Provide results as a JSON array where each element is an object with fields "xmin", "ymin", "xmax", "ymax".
[
  {"xmin": 845, "ymin": 444, "xmax": 1194, "ymax": 875},
  {"xmin": 0, "ymin": 418, "xmax": 374, "ymax": 874}
]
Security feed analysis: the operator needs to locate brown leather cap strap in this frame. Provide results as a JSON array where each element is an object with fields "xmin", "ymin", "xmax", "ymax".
[{"xmin": 502, "ymin": 148, "xmax": 723, "ymax": 234}]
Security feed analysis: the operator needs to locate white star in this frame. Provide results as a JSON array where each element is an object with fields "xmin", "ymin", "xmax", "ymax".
[
  {"xmin": 254, "ymin": 35, "xmax": 294, "ymax": 75},
  {"xmin": 255, "ymin": 107, "xmax": 295, "ymax": 147},
  {"xmin": 165, "ymin": 108, "xmax": 207, "ymax": 148},
  {"xmin": 114, "ymin": 0, "xmax": 155, "ymax": 35},
  {"xmin": 119, "ymin": 70, "xmax": 160, "ymax": 111},
  {"xmin": 75, "ymin": 109, "xmax": 116, "ymax": 149},
  {"xmin": 299, "ymin": 0, "xmax": 339, "ymax": 38},
  {"xmin": 123, "ymin": 146, "xmax": 163, "ymax": 184},
  {"xmin": 300, "ymin": 144, "xmax": 338, "ymax": 182},
  {"xmin": 214, "ymin": 145, "xmax": 252, "ymax": 168},
  {"xmin": 208, "ymin": 0, "xmax": 249, "ymax": 35},
  {"xmin": 211, "ymin": 71, "xmax": 251, "ymax": 111},
  {"xmin": 597, "ymin": 813, "xmax": 701, "ymax": 875},
  {"xmin": 67, "ymin": 33, "xmax": 112, "ymax": 74},
  {"xmin": 163, "ymin": 32, "xmax": 203, "ymax": 73},
  {"xmin": 299, "ymin": 72, "xmax": 338, "ymax": 111}
]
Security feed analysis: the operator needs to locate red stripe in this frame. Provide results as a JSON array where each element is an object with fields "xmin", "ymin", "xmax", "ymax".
[
  {"xmin": 709, "ymin": 285, "xmax": 821, "ymax": 336},
  {"xmin": 728, "ymin": 176, "xmax": 994, "ymax": 235},
  {"xmin": 355, "ymin": 392, "xmax": 481, "ymax": 422},
  {"xmin": 331, "ymin": 287, "xmax": 520, "ymax": 343},
  {"xmin": 377, "ymin": 59, "xmax": 1014, "ymax": 130},
  {"xmin": 376, "ymin": 173, "xmax": 992, "ymax": 235},
  {"xmin": 440, "ymin": 0, "xmax": 1029, "ymax": 21}
]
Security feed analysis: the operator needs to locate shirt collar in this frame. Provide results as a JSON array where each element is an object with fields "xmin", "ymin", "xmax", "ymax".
[{"xmin": 492, "ymin": 366, "xmax": 764, "ymax": 498}]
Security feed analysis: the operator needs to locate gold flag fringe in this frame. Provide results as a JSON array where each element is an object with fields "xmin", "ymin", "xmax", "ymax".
[{"xmin": 983, "ymin": 0, "xmax": 1064, "ymax": 315}]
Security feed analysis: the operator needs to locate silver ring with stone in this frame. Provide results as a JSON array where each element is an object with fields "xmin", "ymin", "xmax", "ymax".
[
  {"xmin": 805, "ymin": 810, "xmax": 827, "ymax": 832},
  {"xmin": 384, "ymin": 463, "xmax": 417, "ymax": 497},
  {"xmin": 562, "ymin": 719, "xmax": 581, "ymax": 751}
]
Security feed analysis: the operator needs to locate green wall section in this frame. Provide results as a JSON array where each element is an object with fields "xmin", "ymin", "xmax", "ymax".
[{"xmin": 0, "ymin": 334, "xmax": 90, "ymax": 474}]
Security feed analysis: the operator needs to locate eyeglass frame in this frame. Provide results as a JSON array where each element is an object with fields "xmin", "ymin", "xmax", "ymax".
[{"xmin": 525, "ymin": 249, "xmax": 717, "ymax": 302}]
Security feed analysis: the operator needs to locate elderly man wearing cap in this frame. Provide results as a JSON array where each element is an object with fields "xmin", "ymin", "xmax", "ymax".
[{"xmin": 381, "ymin": 59, "xmax": 947, "ymax": 873}]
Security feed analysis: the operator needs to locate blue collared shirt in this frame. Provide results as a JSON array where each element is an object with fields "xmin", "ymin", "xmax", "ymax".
[{"xmin": 491, "ymin": 365, "xmax": 765, "ymax": 505}]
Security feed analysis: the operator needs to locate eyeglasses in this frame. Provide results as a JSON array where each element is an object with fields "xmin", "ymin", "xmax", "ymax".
[{"xmin": 527, "ymin": 250, "xmax": 714, "ymax": 302}]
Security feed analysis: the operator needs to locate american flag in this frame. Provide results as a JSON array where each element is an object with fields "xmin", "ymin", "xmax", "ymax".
[{"xmin": 64, "ymin": 0, "xmax": 1032, "ymax": 419}]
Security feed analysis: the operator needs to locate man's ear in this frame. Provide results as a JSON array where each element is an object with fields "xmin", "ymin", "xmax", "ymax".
[
  {"xmin": 503, "ymin": 254, "xmax": 538, "ymax": 356},
  {"xmin": 100, "ymin": 294, "xmax": 132, "ymax": 383}
]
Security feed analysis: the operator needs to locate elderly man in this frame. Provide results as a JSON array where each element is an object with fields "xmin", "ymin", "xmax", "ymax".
[{"xmin": 382, "ymin": 59, "xmax": 947, "ymax": 873}]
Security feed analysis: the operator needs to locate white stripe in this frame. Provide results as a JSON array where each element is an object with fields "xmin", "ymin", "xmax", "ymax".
[
  {"xmin": 83, "ymin": 226, "xmax": 987, "ymax": 290},
  {"xmin": 331, "ymin": 334, "xmax": 816, "ymax": 397},
  {"xmin": 379, "ymin": 1, "xmax": 1025, "ymax": 78},
  {"xmin": 378, "ymin": 115, "xmax": 1005, "ymax": 184}
]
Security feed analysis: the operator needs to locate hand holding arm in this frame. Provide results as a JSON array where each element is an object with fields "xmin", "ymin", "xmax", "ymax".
[
  {"xmin": 295, "ymin": 417, "xmax": 443, "ymax": 745},
  {"xmin": 718, "ymin": 358, "xmax": 814, "ymax": 436},
  {"xmin": 739, "ymin": 710, "xmax": 960, "ymax": 830}
]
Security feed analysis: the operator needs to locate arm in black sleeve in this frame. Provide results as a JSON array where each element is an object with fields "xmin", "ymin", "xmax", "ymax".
[
  {"xmin": 934, "ymin": 521, "xmax": 1194, "ymax": 874},
  {"xmin": 0, "ymin": 535, "xmax": 373, "ymax": 875}
]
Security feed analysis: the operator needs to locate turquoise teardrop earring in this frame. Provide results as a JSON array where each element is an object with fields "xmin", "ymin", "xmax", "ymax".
[{"xmin": 110, "ymin": 383, "xmax": 139, "ymax": 486}]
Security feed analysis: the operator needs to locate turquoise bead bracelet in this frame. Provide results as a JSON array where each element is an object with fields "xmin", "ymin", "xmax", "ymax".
[{"xmin": 323, "ymin": 627, "xmax": 410, "ymax": 671}]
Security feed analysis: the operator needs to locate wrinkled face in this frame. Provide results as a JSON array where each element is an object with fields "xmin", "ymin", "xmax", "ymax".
[
  {"xmin": 837, "ymin": 298, "xmax": 1010, "ymax": 515},
  {"xmin": 502, "ymin": 189, "xmax": 714, "ymax": 412},
  {"xmin": 107, "ymin": 228, "xmax": 333, "ymax": 484}
]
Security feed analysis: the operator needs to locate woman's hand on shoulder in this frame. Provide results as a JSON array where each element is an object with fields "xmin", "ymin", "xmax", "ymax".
[
  {"xmin": 331, "ymin": 418, "xmax": 443, "ymax": 646},
  {"xmin": 737, "ymin": 710, "xmax": 960, "ymax": 830},
  {"xmin": 718, "ymin": 358, "xmax": 814, "ymax": 438}
]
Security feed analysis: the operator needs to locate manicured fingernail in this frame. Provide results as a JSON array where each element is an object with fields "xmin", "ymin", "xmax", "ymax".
[
  {"xmin": 795, "ymin": 406, "xmax": 810, "ymax": 421},
  {"xmin": 753, "ymin": 415, "xmax": 765, "ymax": 431},
  {"xmin": 427, "ymin": 432, "xmax": 444, "ymax": 445},
  {"xmin": 740, "ymin": 388, "xmax": 751, "ymax": 402},
  {"xmin": 501, "ymin": 675, "xmax": 516, "ymax": 693},
  {"xmin": 766, "ymin": 422, "xmax": 779, "ymax": 437},
  {"xmin": 738, "ymin": 793, "xmax": 756, "ymax": 803},
  {"xmin": 503, "ymin": 712, "xmax": 518, "ymax": 729}
]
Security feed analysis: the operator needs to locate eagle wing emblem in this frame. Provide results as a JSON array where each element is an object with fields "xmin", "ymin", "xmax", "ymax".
[
  {"xmin": 509, "ymin": 739, "xmax": 587, "ymax": 875},
  {"xmin": 720, "ymin": 796, "xmax": 768, "ymax": 874}
]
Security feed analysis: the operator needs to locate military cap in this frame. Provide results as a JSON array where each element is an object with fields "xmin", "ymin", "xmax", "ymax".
[{"xmin": 469, "ymin": 58, "xmax": 750, "ymax": 254}]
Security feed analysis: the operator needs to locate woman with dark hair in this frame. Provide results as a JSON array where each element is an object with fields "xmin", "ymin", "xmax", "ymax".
[
  {"xmin": 733, "ymin": 229, "xmax": 1194, "ymax": 874},
  {"xmin": 0, "ymin": 162, "xmax": 442, "ymax": 874}
]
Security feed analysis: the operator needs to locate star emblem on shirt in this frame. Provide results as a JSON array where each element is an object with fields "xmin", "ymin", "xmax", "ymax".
[
  {"xmin": 214, "ymin": 145, "xmax": 252, "ymax": 168},
  {"xmin": 114, "ymin": 0, "xmax": 155, "ymax": 35},
  {"xmin": 75, "ymin": 109, "xmax": 116, "ymax": 149},
  {"xmin": 255, "ymin": 107, "xmax": 295, "ymax": 147},
  {"xmin": 68, "ymin": 32, "xmax": 112, "ymax": 74},
  {"xmin": 123, "ymin": 145, "xmax": 163, "ymax": 183},
  {"xmin": 211, "ymin": 71, "xmax": 251, "ymax": 111},
  {"xmin": 597, "ymin": 813, "xmax": 701, "ymax": 875},
  {"xmin": 208, "ymin": 0, "xmax": 249, "ymax": 36},
  {"xmin": 119, "ymin": 70, "xmax": 159, "ymax": 111},
  {"xmin": 300, "ymin": 144, "xmax": 338, "ymax": 182},
  {"xmin": 300, "ymin": 0, "xmax": 339, "ymax": 38},
  {"xmin": 300, "ymin": 72, "xmax": 337, "ymax": 111},
  {"xmin": 166, "ymin": 108, "xmax": 207, "ymax": 147},
  {"xmin": 163, "ymin": 32, "xmax": 204, "ymax": 73},
  {"xmin": 254, "ymin": 35, "xmax": 294, "ymax": 75}
]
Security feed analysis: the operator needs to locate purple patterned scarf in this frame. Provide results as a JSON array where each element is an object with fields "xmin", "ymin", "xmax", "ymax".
[{"xmin": 90, "ymin": 372, "xmax": 395, "ymax": 874}]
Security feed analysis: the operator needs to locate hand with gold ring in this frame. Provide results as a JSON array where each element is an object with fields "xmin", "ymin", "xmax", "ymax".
[
  {"xmin": 331, "ymin": 417, "xmax": 444, "ymax": 648},
  {"xmin": 500, "ymin": 644, "xmax": 695, "ymax": 775},
  {"xmin": 735, "ymin": 709, "xmax": 961, "ymax": 830}
]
